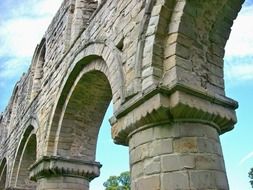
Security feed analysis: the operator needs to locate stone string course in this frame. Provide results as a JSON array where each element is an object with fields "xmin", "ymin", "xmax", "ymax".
[{"xmin": 0, "ymin": 0, "xmax": 244, "ymax": 189}]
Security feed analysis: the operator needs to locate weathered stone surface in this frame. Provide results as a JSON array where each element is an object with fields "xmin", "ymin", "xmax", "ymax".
[
  {"xmin": 162, "ymin": 171, "xmax": 189, "ymax": 190},
  {"xmin": 0, "ymin": 0, "xmax": 244, "ymax": 189},
  {"xmin": 129, "ymin": 123, "xmax": 230, "ymax": 190}
]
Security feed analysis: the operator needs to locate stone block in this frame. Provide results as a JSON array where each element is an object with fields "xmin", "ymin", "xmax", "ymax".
[
  {"xmin": 195, "ymin": 153, "xmax": 226, "ymax": 171},
  {"xmin": 215, "ymin": 171, "xmax": 229, "ymax": 189},
  {"xmin": 144, "ymin": 157, "xmax": 161, "ymax": 175},
  {"xmin": 135, "ymin": 175, "xmax": 160, "ymax": 190},
  {"xmin": 153, "ymin": 125, "xmax": 176, "ymax": 139},
  {"xmin": 130, "ymin": 143, "xmax": 150, "ymax": 164},
  {"xmin": 197, "ymin": 138, "xmax": 218, "ymax": 154},
  {"xmin": 131, "ymin": 161, "xmax": 144, "ymax": 179},
  {"xmin": 149, "ymin": 139, "xmax": 173, "ymax": 156},
  {"xmin": 161, "ymin": 154, "xmax": 195, "ymax": 172},
  {"xmin": 189, "ymin": 170, "xmax": 216, "ymax": 189},
  {"xmin": 130, "ymin": 127, "xmax": 154, "ymax": 149},
  {"xmin": 173, "ymin": 137, "xmax": 198, "ymax": 153},
  {"xmin": 162, "ymin": 171, "xmax": 189, "ymax": 189}
]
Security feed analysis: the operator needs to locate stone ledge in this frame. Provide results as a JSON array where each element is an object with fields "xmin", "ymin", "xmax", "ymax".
[
  {"xmin": 112, "ymin": 83, "xmax": 237, "ymax": 145},
  {"xmin": 29, "ymin": 156, "xmax": 101, "ymax": 182},
  {"xmin": 113, "ymin": 83, "xmax": 237, "ymax": 119}
]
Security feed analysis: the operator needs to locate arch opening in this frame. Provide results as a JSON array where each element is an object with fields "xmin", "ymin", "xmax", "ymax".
[
  {"xmin": 90, "ymin": 104, "xmax": 130, "ymax": 190},
  {"xmin": 43, "ymin": 57, "xmax": 129, "ymax": 188},
  {"xmin": 8, "ymin": 85, "xmax": 19, "ymax": 134},
  {"xmin": 10, "ymin": 125, "xmax": 34, "ymax": 187},
  {"xmin": 0, "ymin": 158, "xmax": 7, "ymax": 189},
  {"xmin": 14, "ymin": 132, "xmax": 37, "ymax": 189},
  {"xmin": 31, "ymin": 38, "xmax": 46, "ymax": 99},
  {"xmin": 56, "ymin": 70, "xmax": 112, "ymax": 161},
  {"xmin": 53, "ymin": 65, "xmax": 130, "ymax": 189}
]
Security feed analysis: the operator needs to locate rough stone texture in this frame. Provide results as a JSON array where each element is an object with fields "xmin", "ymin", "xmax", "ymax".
[
  {"xmin": 0, "ymin": 0, "xmax": 244, "ymax": 189},
  {"xmin": 129, "ymin": 123, "xmax": 230, "ymax": 190}
]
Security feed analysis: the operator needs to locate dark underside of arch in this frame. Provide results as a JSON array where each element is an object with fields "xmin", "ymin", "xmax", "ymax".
[
  {"xmin": 15, "ymin": 133, "xmax": 37, "ymax": 189},
  {"xmin": 0, "ymin": 158, "xmax": 7, "ymax": 189},
  {"xmin": 11, "ymin": 126, "xmax": 34, "ymax": 186},
  {"xmin": 56, "ymin": 70, "xmax": 112, "ymax": 161}
]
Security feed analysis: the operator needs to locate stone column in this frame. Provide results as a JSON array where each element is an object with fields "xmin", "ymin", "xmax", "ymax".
[
  {"xmin": 129, "ymin": 123, "xmax": 228, "ymax": 190},
  {"xmin": 112, "ymin": 89, "xmax": 237, "ymax": 190},
  {"xmin": 29, "ymin": 156, "xmax": 101, "ymax": 190}
]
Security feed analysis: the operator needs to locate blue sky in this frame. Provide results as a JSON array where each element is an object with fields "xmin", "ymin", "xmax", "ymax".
[{"xmin": 0, "ymin": 1, "xmax": 253, "ymax": 190}]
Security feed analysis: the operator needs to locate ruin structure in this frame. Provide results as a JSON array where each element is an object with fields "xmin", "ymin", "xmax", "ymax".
[{"xmin": 0, "ymin": 0, "xmax": 244, "ymax": 189}]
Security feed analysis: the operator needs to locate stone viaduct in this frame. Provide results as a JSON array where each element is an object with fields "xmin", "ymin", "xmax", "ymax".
[{"xmin": 0, "ymin": 0, "xmax": 244, "ymax": 189}]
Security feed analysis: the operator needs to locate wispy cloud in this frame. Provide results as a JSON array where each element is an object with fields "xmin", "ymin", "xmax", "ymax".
[
  {"xmin": 0, "ymin": 0, "xmax": 62, "ymax": 110},
  {"xmin": 0, "ymin": 58, "xmax": 30, "ymax": 79},
  {"xmin": 225, "ymin": 4, "xmax": 253, "ymax": 57},
  {"xmin": 225, "ymin": 56, "xmax": 253, "ymax": 83},
  {"xmin": 0, "ymin": 17, "xmax": 52, "ymax": 58},
  {"xmin": 224, "ymin": 3, "xmax": 253, "ymax": 84},
  {"xmin": 0, "ymin": 0, "xmax": 62, "ymax": 58},
  {"xmin": 228, "ymin": 63, "xmax": 253, "ymax": 81},
  {"xmin": 239, "ymin": 151, "xmax": 253, "ymax": 166}
]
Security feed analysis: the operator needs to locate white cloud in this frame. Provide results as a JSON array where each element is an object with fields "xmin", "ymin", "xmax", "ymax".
[
  {"xmin": 225, "ymin": 4, "xmax": 253, "ymax": 57},
  {"xmin": 0, "ymin": 0, "xmax": 62, "ymax": 58},
  {"xmin": 0, "ymin": 17, "xmax": 51, "ymax": 57},
  {"xmin": 34, "ymin": 0, "xmax": 63, "ymax": 16},
  {"xmin": 239, "ymin": 151, "xmax": 253, "ymax": 165},
  {"xmin": 0, "ymin": 0, "xmax": 62, "ymax": 80},
  {"xmin": 0, "ymin": 0, "xmax": 62, "ymax": 111},
  {"xmin": 224, "ymin": 3, "xmax": 253, "ymax": 84},
  {"xmin": 7, "ymin": 0, "xmax": 63, "ymax": 18},
  {"xmin": 0, "ymin": 58, "xmax": 30, "ymax": 79},
  {"xmin": 225, "ymin": 58, "xmax": 253, "ymax": 82}
]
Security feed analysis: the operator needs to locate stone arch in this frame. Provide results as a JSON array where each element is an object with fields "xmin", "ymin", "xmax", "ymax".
[
  {"xmin": 0, "ymin": 158, "xmax": 7, "ymax": 189},
  {"xmin": 161, "ymin": 0, "xmax": 245, "ymax": 94},
  {"xmin": 208, "ymin": 0, "xmax": 245, "ymax": 74},
  {"xmin": 0, "ymin": 114, "xmax": 7, "ymax": 144},
  {"xmin": 70, "ymin": 41, "xmax": 125, "ymax": 106},
  {"xmin": 10, "ymin": 125, "xmax": 37, "ymax": 189},
  {"xmin": 26, "ymin": 67, "xmax": 36, "ymax": 104},
  {"xmin": 8, "ymin": 84, "xmax": 20, "ymax": 134},
  {"xmin": 45, "ymin": 42, "xmax": 125, "ymax": 155},
  {"xmin": 137, "ymin": 0, "xmax": 176, "ymax": 89},
  {"xmin": 11, "ymin": 85, "xmax": 19, "ymax": 108},
  {"xmin": 31, "ymin": 38, "xmax": 46, "ymax": 99},
  {"xmin": 55, "ymin": 67, "xmax": 112, "ymax": 160},
  {"xmin": 33, "ymin": 58, "xmax": 116, "ymax": 186},
  {"xmin": 52, "ymin": 59, "xmax": 113, "ymax": 159}
]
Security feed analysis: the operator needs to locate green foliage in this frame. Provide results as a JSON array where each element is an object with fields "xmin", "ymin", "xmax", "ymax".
[
  {"xmin": 249, "ymin": 168, "xmax": 253, "ymax": 188},
  {"xmin": 103, "ymin": 171, "xmax": 130, "ymax": 190}
]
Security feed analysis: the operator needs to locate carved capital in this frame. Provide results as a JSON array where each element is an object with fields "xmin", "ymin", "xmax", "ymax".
[
  {"xmin": 112, "ymin": 84, "xmax": 237, "ymax": 145},
  {"xmin": 29, "ymin": 156, "xmax": 101, "ymax": 181}
]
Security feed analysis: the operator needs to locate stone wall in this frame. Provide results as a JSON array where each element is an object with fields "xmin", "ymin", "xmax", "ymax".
[{"xmin": 0, "ymin": 0, "xmax": 244, "ymax": 189}]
